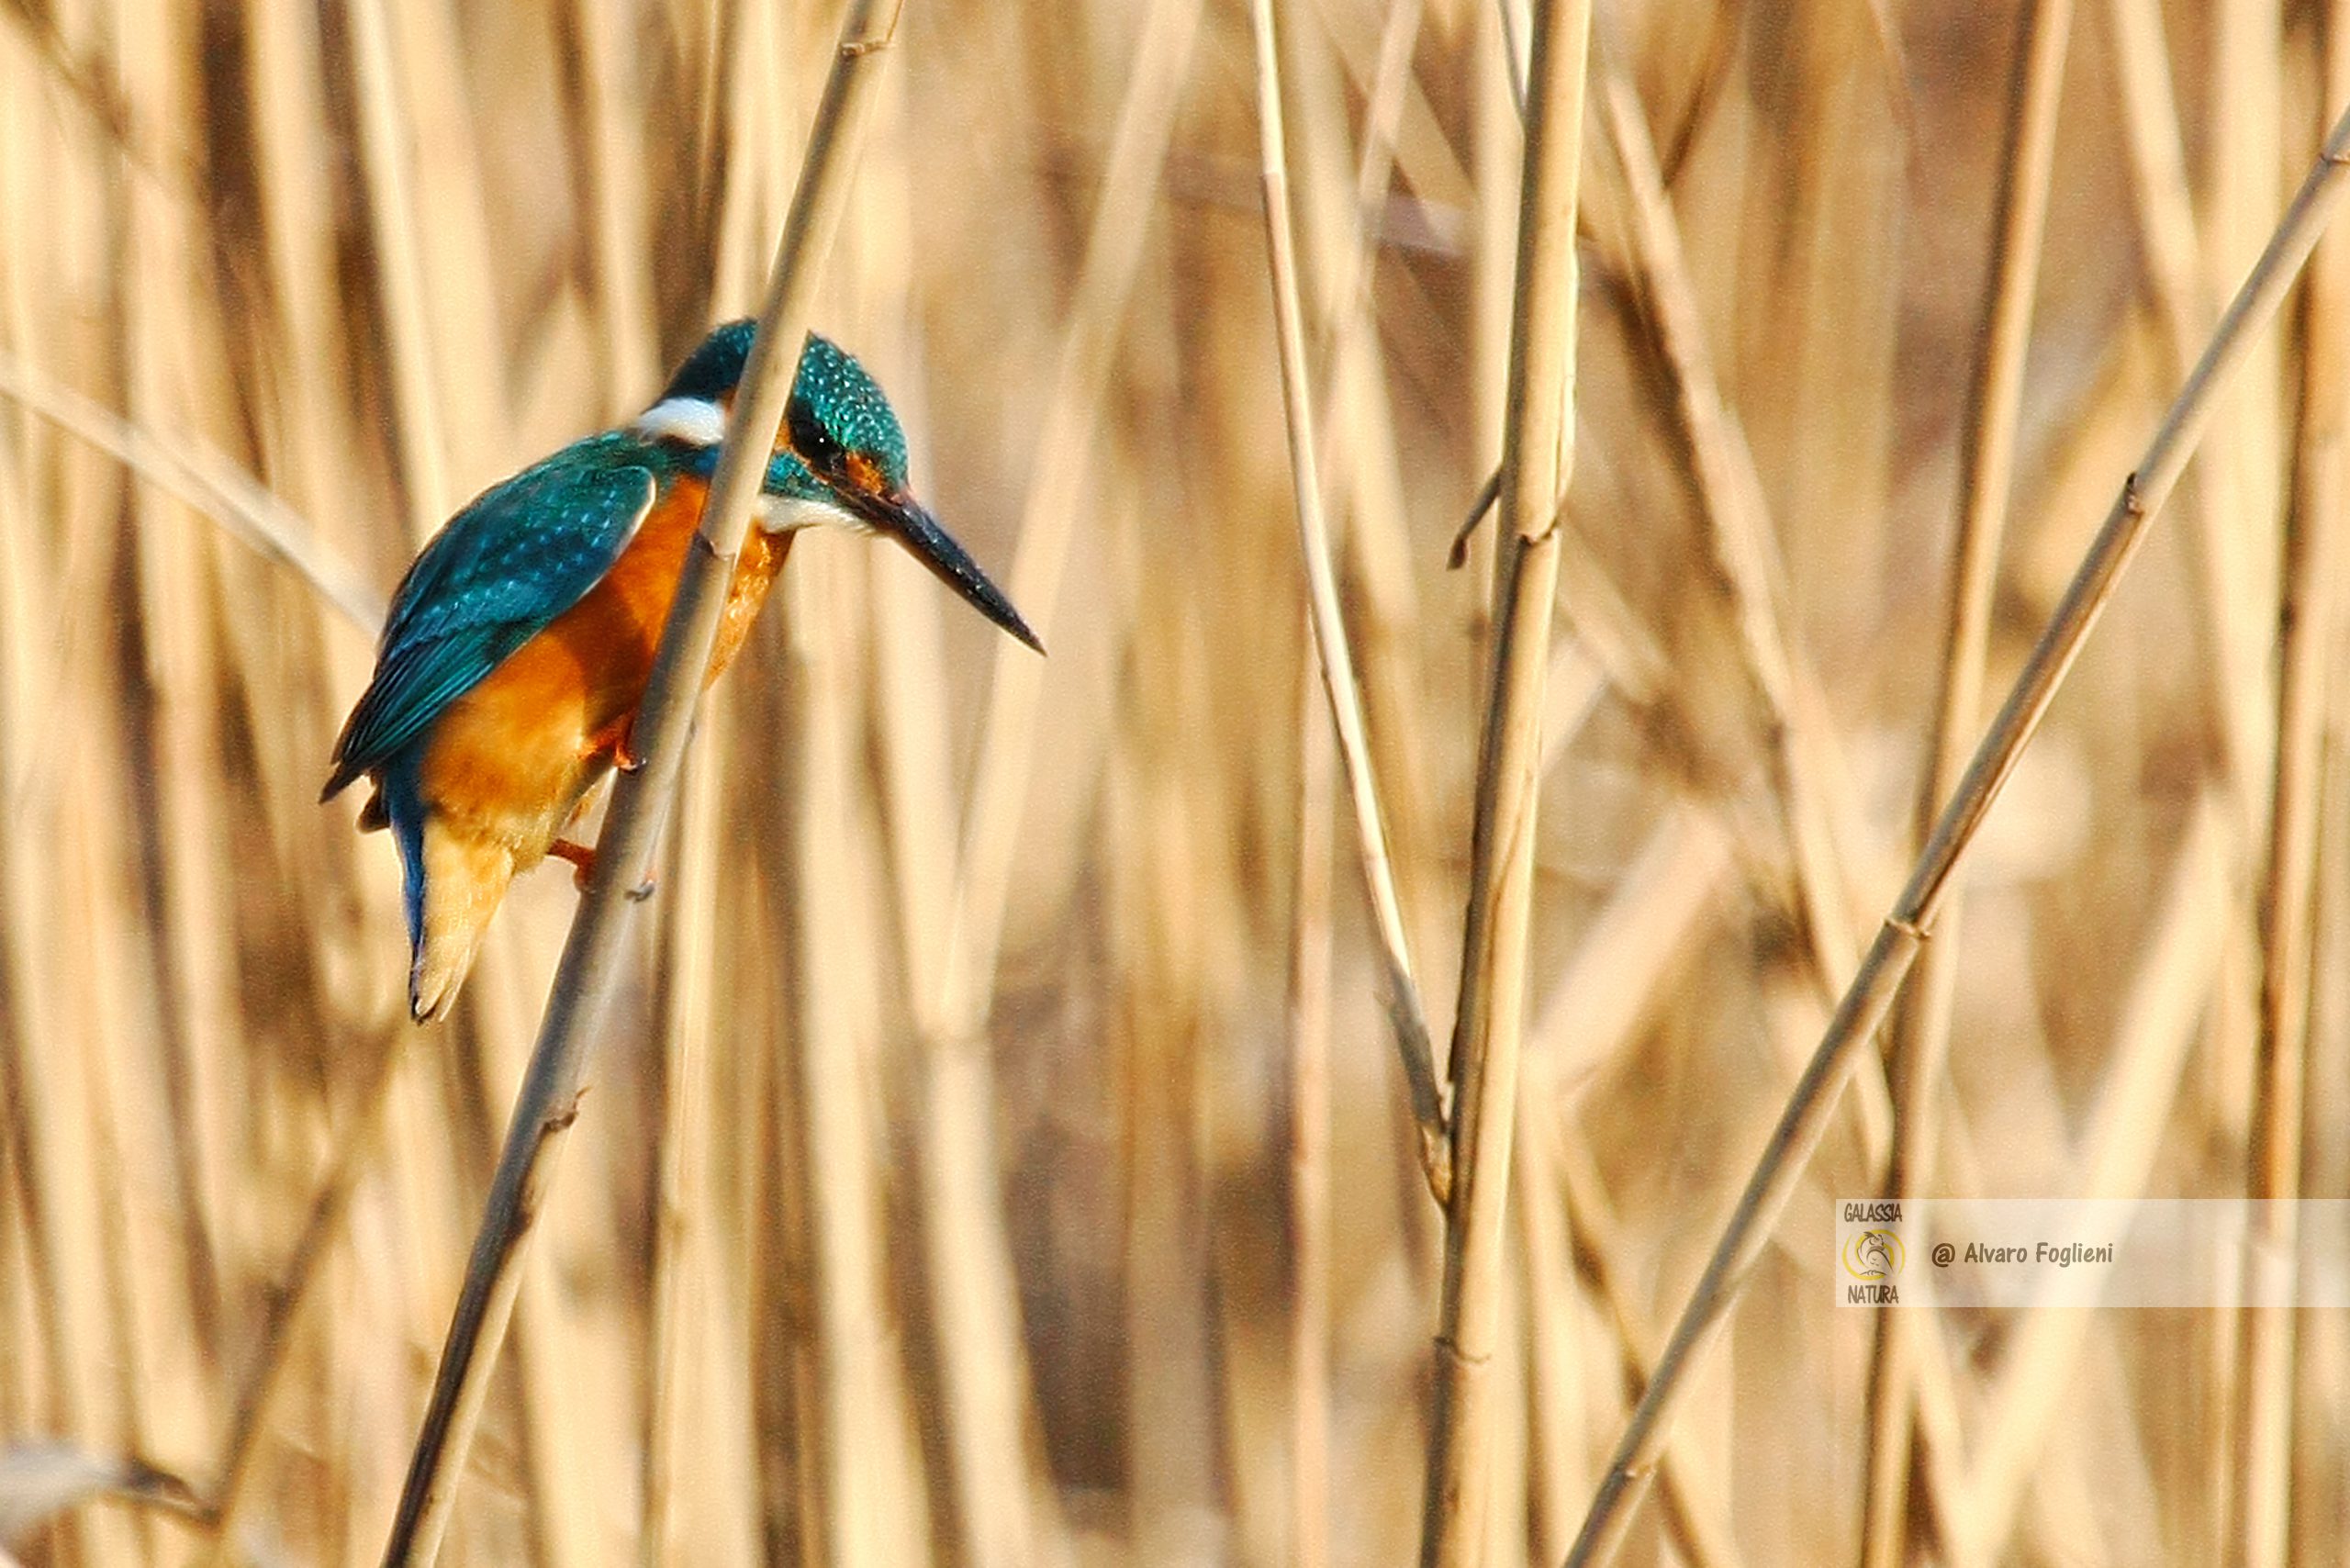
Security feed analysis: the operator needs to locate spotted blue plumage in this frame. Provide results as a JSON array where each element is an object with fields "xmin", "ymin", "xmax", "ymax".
[
  {"xmin": 672, "ymin": 320, "xmax": 911, "ymax": 492},
  {"xmin": 321, "ymin": 432, "xmax": 677, "ymax": 800}
]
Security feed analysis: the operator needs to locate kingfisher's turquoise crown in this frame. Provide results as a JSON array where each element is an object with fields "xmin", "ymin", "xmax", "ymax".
[{"xmin": 660, "ymin": 320, "xmax": 911, "ymax": 496}]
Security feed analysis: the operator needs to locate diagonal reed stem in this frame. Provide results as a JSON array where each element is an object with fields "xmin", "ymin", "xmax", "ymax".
[
  {"xmin": 1562, "ymin": 95, "xmax": 2350, "ymax": 1568},
  {"xmin": 1423, "ymin": 0, "xmax": 1591, "ymax": 1562},
  {"xmin": 375, "ymin": 4, "xmax": 906, "ymax": 1561}
]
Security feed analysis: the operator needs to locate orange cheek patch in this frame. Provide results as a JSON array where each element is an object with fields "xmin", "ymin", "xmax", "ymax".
[{"xmin": 844, "ymin": 452, "xmax": 885, "ymax": 497}]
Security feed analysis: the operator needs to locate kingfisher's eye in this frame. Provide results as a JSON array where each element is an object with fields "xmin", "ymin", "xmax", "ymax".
[{"xmin": 789, "ymin": 402, "xmax": 844, "ymax": 472}]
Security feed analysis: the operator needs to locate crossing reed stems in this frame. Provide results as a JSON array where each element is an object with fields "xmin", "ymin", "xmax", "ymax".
[
  {"xmin": 1247, "ymin": 0, "xmax": 1449, "ymax": 1201},
  {"xmin": 1561, "ymin": 97, "xmax": 2350, "ymax": 1568},
  {"xmin": 1861, "ymin": 4, "xmax": 2072, "ymax": 1561},
  {"xmin": 375, "ymin": 4, "xmax": 907, "ymax": 1560}
]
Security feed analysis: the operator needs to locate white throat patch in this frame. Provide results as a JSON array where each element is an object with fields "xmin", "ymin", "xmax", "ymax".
[{"xmin": 755, "ymin": 496, "xmax": 862, "ymax": 536}]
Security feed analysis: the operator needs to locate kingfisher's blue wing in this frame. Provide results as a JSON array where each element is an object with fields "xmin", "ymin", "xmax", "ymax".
[{"xmin": 324, "ymin": 435, "xmax": 661, "ymax": 796}]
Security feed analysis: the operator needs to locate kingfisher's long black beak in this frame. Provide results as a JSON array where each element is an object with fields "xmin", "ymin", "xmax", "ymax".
[{"xmin": 867, "ymin": 491, "xmax": 1043, "ymax": 653}]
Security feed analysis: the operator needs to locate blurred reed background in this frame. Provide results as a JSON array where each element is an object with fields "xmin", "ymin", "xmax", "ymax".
[{"xmin": 1, "ymin": 0, "xmax": 2346, "ymax": 1564}]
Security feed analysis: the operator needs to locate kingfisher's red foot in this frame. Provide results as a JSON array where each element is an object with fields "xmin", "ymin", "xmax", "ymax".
[
  {"xmin": 548, "ymin": 837, "xmax": 656, "ymax": 900},
  {"xmin": 580, "ymin": 715, "xmax": 646, "ymax": 774},
  {"xmin": 549, "ymin": 837, "xmax": 599, "ymax": 890}
]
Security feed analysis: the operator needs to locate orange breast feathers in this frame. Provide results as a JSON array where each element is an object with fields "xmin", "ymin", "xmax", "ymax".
[{"xmin": 415, "ymin": 474, "xmax": 791, "ymax": 862}]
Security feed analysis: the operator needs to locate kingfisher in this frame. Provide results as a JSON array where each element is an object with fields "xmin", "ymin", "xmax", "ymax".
[{"xmin": 323, "ymin": 322, "xmax": 1038, "ymax": 1022}]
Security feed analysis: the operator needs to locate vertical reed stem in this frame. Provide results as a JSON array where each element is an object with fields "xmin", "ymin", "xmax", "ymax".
[
  {"xmin": 1423, "ymin": 1, "xmax": 1591, "ymax": 1562},
  {"xmin": 2225, "ymin": 15, "xmax": 2348, "ymax": 1562},
  {"xmin": 1863, "ymin": 4, "xmax": 2071, "ymax": 1560}
]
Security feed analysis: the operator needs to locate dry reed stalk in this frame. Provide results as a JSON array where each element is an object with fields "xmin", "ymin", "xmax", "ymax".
[
  {"xmin": 0, "ymin": 353, "xmax": 379, "ymax": 632},
  {"xmin": 345, "ymin": 0, "xmax": 448, "ymax": 543},
  {"xmin": 2293, "ymin": 715, "xmax": 2350, "ymax": 1564},
  {"xmin": 867, "ymin": 487, "xmax": 1055, "ymax": 1568},
  {"xmin": 773, "ymin": 551, "xmax": 926, "ymax": 1568},
  {"xmin": 1953, "ymin": 799, "xmax": 2230, "ymax": 1567},
  {"xmin": 202, "ymin": 1033, "xmax": 405, "ymax": 1558},
  {"xmin": 901, "ymin": 5, "xmax": 1196, "ymax": 1562},
  {"xmin": 1105, "ymin": 404, "xmax": 1222, "ymax": 1558},
  {"xmin": 1287, "ymin": 631, "xmax": 1336, "ymax": 1568},
  {"xmin": 638, "ymin": 724, "xmax": 723, "ymax": 1568},
  {"xmin": 2098, "ymin": 0, "xmax": 2274, "ymax": 842},
  {"xmin": 1525, "ymin": 807, "xmax": 1727, "ymax": 1109},
  {"xmin": 1509, "ymin": 1110, "xmax": 1579, "ymax": 1567},
  {"xmin": 0, "ymin": 263, "xmax": 40, "ymax": 1458},
  {"xmin": 2102, "ymin": 0, "xmax": 2205, "ymax": 362},
  {"xmin": 1285, "ymin": 0, "xmax": 1455, "ymax": 1131},
  {"xmin": 1423, "ymin": 1, "xmax": 1590, "ymax": 1563},
  {"xmin": 931, "ymin": 0, "xmax": 1194, "ymax": 1025},
  {"xmin": 1588, "ymin": 66, "xmax": 1911, "ymax": 1193},
  {"xmin": 1466, "ymin": 0, "xmax": 1518, "ymax": 622},
  {"xmin": 376, "ymin": 0, "xmax": 505, "ymax": 492},
  {"xmin": 464, "ymin": 937, "xmax": 603, "ymax": 1568},
  {"xmin": 1594, "ymin": 64, "xmax": 1863, "ymax": 995},
  {"xmin": 1514, "ymin": 806, "xmax": 1739, "ymax": 1568},
  {"xmin": 1861, "ymin": 5, "xmax": 2071, "ymax": 1561},
  {"xmin": 2223, "ymin": 13, "xmax": 2350, "ymax": 1558},
  {"xmin": 566, "ymin": 0, "xmax": 657, "ymax": 405},
  {"xmin": 1248, "ymin": 0, "xmax": 1448, "ymax": 1198},
  {"xmin": 2204, "ymin": 0, "xmax": 2287, "ymax": 829},
  {"xmin": 376, "ymin": 4, "xmax": 908, "ymax": 1558},
  {"xmin": 65, "ymin": 719, "xmax": 174, "ymax": 1568},
  {"xmin": 1548, "ymin": 1134, "xmax": 1739, "ymax": 1568},
  {"xmin": 1562, "ymin": 99, "xmax": 2350, "ymax": 1568},
  {"xmin": 349, "ymin": 0, "xmax": 608, "ymax": 1540},
  {"xmin": 114, "ymin": 0, "xmax": 235, "ymax": 1381},
  {"xmin": 0, "ymin": 88, "xmax": 127, "ymax": 1568}
]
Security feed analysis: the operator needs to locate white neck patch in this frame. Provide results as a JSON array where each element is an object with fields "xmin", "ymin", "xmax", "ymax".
[{"xmin": 632, "ymin": 396, "xmax": 726, "ymax": 447}]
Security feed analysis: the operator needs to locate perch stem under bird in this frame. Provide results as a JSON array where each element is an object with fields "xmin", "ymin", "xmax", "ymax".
[{"xmin": 321, "ymin": 322, "xmax": 1039, "ymax": 1021}]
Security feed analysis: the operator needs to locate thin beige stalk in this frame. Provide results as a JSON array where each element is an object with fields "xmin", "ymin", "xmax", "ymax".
[
  {"xmin": 1953, "ymin": 799, "xmax": 2230, "ymax": 1567},
  {"xmin": 1594, "ymin": 63, "xmax": 1863, "ymax": 993},
  {"xmin": 568, "ymin": 0, "xmax": 655, "ymax": 403},
  {"xmin": 932, "ymin": 0, "xmax": 1197, "ymax": 1025},
  {"xmin": 639, "ymin": 722, "xmax": 724, "ymax": 1568},
  {"xmin": 1248, "ymin": 0, "xmax": 1448, "ymax": 1198},
  {"xmin": 2204, "ymin": 0, "xmax": 2287, "ymax": 834},
  {"xmin": 905, "ymin": 6, "xmax": 1196, "ymax": 1562},
  {"xmin": 1863, "ymin": 5, "xmax": 2071, "ymax": 1562},
  {"xmin": 1562, "ymin": 98, "xmax": 2350, "ymax": 1568},
  {"xmin": 772, "ymin": 552, "xmax": 923, "ymax": 1568},
  {"xmin": 1288, "ymin": 631, "xmax": 1335, "ymax": 1568},
  {"xmin": 1510, "ymin": 1112, "xmax": 1581, "ymax": 1567},
  {"xmin": 2102, "ymin": 0, "xmax": 2267, "ymax": 839},
  {"xmin": 1423, "ymin": 1, "xmax": 1591, "ymax": 1564},
  {"xmin": 204, "ymin": 1033, "xmax": 405, "ymax": 1556},
  {"xmin": 0, "ymin": 351, "xmax": 379, "ymax": 632},
  {"xmin": 2225, "ymin": 12, "xmax": 2350, "ymax": 1559},
  {"xmin": 376, "ymin": 5, "xmax": 907, "ymax": 1560},
  {"xmin": 1285, "ymin": 0, "xmax": 1454, "ymax": 1170},
  {"xmin": 346, "ymin": 0, "xmax": 449, "ymax": 543}
]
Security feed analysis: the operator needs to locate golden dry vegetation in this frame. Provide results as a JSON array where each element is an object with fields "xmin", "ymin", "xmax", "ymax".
[{"xmin": 0, "ymin": 0, "xmax": 2346, "ymax": 1565}]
